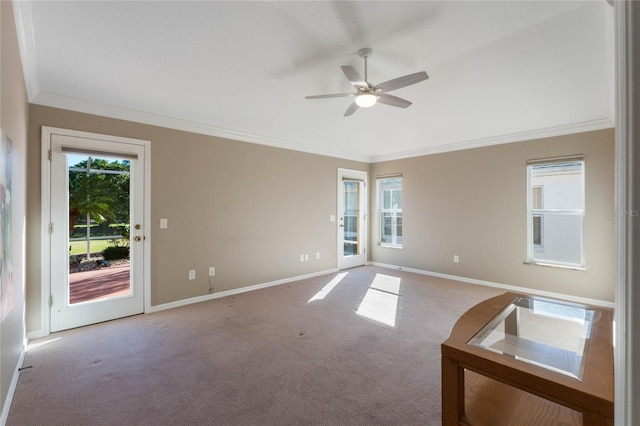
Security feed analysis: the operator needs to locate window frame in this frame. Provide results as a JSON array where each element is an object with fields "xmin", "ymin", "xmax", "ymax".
[
  {"xmin": 526, "ymin": 156, "xmax": 585, "ymax": 269},
  {"xmin": 377, "ymin": 175, "xmax": 403, "ymax": 248}
]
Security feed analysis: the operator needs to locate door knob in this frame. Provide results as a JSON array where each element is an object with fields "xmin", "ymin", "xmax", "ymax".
[{"xmin": 134, "ymin": 236, "xmax": 142, "ymax": 242}]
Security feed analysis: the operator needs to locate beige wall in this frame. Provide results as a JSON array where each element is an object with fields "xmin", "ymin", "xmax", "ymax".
[
  {"xmin": 26, "ymin": 105, "xmax": 616, "ymax": 338},
  {"xmin": 1, "ymin": 0, "xmax": 28, "ymax": 418},
  {"xmin": 26, "ymin": 104, "xmax": 367, "ymax": 333},
  {"xmin": 370, "ymin": 129, "xmax": 615, "ymax": 302}
]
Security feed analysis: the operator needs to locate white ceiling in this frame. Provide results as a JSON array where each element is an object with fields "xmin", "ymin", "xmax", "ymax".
[{"xmin": 14, "ymin": 1, "xmax": 614, "ymax": 163}]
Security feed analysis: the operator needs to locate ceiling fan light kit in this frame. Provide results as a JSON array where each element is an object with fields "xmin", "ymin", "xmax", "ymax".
[
  {"xmin": 355, "ymin": 93, "xmax": 377, "ymax": 108},
  {"xmin": 305, "ymin": 48, "xmax": 429, "ymax": 116}
]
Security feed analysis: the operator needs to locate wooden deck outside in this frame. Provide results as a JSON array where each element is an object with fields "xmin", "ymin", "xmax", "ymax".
[{"xmin": 69, "ymin": 264, "xmax": 131, "ymax": 304}]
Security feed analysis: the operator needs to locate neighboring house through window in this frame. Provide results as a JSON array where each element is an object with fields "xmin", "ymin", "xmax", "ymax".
[
  {"xmin": 378, "ymin": 176, "xmax": 403, "ymax": 247},
  {"xmin": 532, "ymin": 185, "xmax": 543, "ymax": 249},
  {"xmin": 527, "ymin": 156, "xmax": 585, "ymax": 268}
]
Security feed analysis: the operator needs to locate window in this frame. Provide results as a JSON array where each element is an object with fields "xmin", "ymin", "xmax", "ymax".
[
  {"xmin": 532, "ymin": 186, "xmax": 543, "ymax": 249},
  {"xmin": 378, "ymin": 176, "xmax": 402, "ymax": 247},
  {"xmin": 527, "ymin": 157, "xmax": 584, "ymax": 268}
]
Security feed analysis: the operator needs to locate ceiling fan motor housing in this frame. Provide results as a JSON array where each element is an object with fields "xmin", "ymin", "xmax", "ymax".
[{"xmin": 358, "ymin": 48, "xmax": 373, "ymax": 58}]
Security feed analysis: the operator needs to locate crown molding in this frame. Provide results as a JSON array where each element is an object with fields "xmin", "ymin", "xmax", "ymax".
[
  {"xmin": 370, "ymin": 117, "xmax": 615, "ymax": 163},
  {"xmin": 31, "ymin": 91, "xmax": 374, "ymax": 163},
  {"xmin": 32, "ymin": 90, "xmax": 614, "ymax": 165}
]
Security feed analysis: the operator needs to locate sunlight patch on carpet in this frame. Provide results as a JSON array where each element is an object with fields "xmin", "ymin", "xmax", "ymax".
[
  {"xmin": 27, "ymin": 337, "xmax": 62, "ymax": 352},
  {"xmin": 356, "ymin": 274, "xmax": 401, "ymax": 327},
  {"xmin": 307, "ymin": 272, "xmax": 348, "ymax": 304}
]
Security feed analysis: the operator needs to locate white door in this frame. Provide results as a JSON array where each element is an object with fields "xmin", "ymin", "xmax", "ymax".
[
  {"xmin": 338, "ymin": 169, "xmax": 367, "ymax": 269},
  {"xmin": 48, "ymin": 132, "xmax": 147, "ymax": 332}
]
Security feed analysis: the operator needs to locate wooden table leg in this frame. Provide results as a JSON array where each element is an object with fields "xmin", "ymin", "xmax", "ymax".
[
  {"xmin": 583, "ymin": 411, "xmax": 613, "ymax": 426},
  {"xmin": 442, "ymin": 356, "xmax": 465, "ymax": 426}
]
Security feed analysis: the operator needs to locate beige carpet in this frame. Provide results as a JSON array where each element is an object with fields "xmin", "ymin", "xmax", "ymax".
[{"xmin": 8, "ymin": 266, "xmax": 502, "ymax": 426}]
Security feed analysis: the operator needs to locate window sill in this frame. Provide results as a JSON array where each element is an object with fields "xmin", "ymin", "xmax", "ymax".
[
  {"xmin": 380, "ymin": 244, "xmax": 403, "ymax": 250},
  {"xmin": 523, "ymin": 261, "xmax": 586, "ymax": 271}
]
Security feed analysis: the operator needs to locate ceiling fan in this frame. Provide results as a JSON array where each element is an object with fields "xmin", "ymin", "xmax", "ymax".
[{"xmin": 305, "ymin": 48, "xmax": 429, "ymax": 117}]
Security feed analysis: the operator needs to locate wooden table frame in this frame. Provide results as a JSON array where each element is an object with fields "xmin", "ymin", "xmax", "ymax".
[{"xmin": 441, "ymin": 292, "xmax": 614, "ymax": 426}]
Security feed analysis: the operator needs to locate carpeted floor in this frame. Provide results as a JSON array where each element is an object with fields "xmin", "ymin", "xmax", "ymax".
[{"xmin": 8, "ymin": 266, "xmax": 502, "ymax": 426}]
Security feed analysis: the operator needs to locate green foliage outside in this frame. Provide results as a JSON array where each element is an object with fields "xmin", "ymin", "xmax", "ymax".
[
  {"xmin": 102, "ymin": 224, "xmax": 130, "ymax": 260},
  {"xmin": 69, "ymin": 158, "xmax": 131, "ymax": 260},
  {"xmin": 68, "ymin": 158, "xmax": 130, "ymax": 233},
  {"xmin": 102, "ymin": 246, "xmax": 130, "ymax": 261},
  {"xmin": 69, "ymin": 239, "xmax": 119, "ymax": 255}
]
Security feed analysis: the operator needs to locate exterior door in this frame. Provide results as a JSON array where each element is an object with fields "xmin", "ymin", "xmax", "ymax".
[
  {"xmin": 338, "ymin": 169, "xmax": 367, "ymax": 269},
  {"xmin": 48, "ymin": 131, "xmax": 147, "ymax": 332}
]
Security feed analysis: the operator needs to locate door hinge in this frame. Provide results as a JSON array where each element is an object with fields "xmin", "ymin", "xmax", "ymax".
[
  {"xmin": 48, "ymin": 223, "xmax": 53, "ymax": 234},
  {"xmin": 48, "ymin": 149, "xmax": 52, "ymax": 161},
  {"xmin": 48, "ymin": 295, "xmax": 53, "ymax": 307}
]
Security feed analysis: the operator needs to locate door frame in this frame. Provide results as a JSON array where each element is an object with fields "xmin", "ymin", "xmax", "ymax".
[
  {"xmin": 337, "ymin": 168, "xmax": 368, "ymax": 269},
  {"xmin": 614, "ymin": 1, "xmax": 637, "ymax": 424},
  {"xmin": 40, "ymin": 126, "xmax": 151, "ymax": 335}
]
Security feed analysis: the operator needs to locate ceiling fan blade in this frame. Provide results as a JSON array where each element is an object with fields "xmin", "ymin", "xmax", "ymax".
[
  {"xmin": 377, "ymin": 93, "xmax": 412, "ymax": 108},
  {"xmin": 341, "ymin": 65, "xmax": 367, "ymax": 88},
  {"xmin": 344, "ymin": 101, "xmax": 359, "ymax": 117},
  {"xmin": 375, "ymin": 71, "xmax": 429, "ymax": 92},
  {"xmin": 306, "ymin": 93, "xmax": 353, "ymax": 99}
]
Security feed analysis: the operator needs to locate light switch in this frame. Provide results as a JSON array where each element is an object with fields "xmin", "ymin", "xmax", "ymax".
[{"xmin": 160, "ymin": 218, "xmax": 168, "ymax": 229}]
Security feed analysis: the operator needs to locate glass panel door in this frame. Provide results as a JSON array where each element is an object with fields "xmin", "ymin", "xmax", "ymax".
[
  {"xmin": 50, "ymin": 134, "xmax": 145, "ymax": 332},
  {"xmin": 338, "ymin": 169, "xmax": 367, "ymax": 269}
]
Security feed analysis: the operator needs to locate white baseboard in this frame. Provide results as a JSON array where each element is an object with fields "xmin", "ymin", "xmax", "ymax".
[
  {"xmin": 26, "ymin": 329, "xmax": 48, "ymax": 341},
  {"xmin": 0, "ymin": 347, "xmax": 26, "ymax": 426},
  {"xmin": 370, "ymin": 262, "xmax": 614, "ymax": 308},
  {"xmin": 149, "ymin": 268, "xmax": 340, "ymax": 313},
  {"xmin": 26, "ymin": 269, "xmax": 341, "ymax": 337}
]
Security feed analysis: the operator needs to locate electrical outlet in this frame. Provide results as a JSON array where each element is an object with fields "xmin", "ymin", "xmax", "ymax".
[
  {"xmin": 316, "ymin": 252, "xmax": 320, "ymax": 260},
  {"xmin": 188, "ymin": 270, "xmax": 196, "ymax": 280},
  {"xmin": 453, "ymin": 255, "xmax": 459, "ymax": 263},
  {"xmin": 209, "ymin": 266, "xmax": 215, "ymax": 277}
]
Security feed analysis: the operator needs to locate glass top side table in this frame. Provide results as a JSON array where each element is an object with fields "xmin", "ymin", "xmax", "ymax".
[
  {"xmin": 441, "ymin": 292, "xmax": 614, "ymax": 426},
  {"xmin": 467, "ymin": 296, "xmax": 596, "ymax": 380}
]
